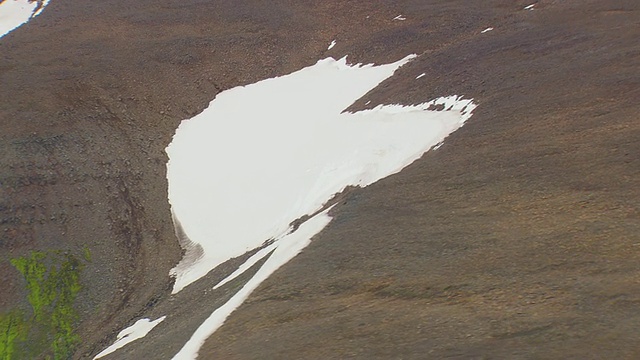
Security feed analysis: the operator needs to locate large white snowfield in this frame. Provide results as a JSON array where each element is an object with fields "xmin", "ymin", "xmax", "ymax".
[{"xmin": 165, "ymin": 54, "xmax": 476, "ymax": 359}]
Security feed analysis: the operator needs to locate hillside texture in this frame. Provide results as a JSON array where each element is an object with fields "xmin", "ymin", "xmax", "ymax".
[{"xmin": 1, "ymin": 0, "xmax": 638, "ymax": 358}]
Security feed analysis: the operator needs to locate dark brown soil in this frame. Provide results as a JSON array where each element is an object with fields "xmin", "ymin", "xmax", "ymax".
[{"xmin": 1, "ymin": 0, "xmax": 638, "ymax": 359}]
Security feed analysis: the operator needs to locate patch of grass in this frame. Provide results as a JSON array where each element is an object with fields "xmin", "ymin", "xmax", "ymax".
[
  {"xmin": 11, "ymin": 252, "xmax": 49, "ymax": 322},
  {"xmin": 1, "ymin": 250, "xmax": 88, "ymax": 360},
  {"xmin": 0, "ymin": 311, "xmax": 27, "ymax": 360}
]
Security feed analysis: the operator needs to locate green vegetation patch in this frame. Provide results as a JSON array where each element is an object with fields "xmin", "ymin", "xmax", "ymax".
[
  {"xmin": 1, "ymin": 249, "xmax": 89, "ymax": 360},
  {"xmin": 0, "ymin": 311, "xmax": 27, "ymax": 360}
]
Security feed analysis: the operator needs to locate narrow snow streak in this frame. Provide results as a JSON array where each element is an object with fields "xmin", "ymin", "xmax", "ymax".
[
  {"xmin": 416, "ymin": 72, "xmax": 426, "ymax": 79},
  {"xmin": 172, "ymin": 209, "xmax": 333, "ymax": 360},
  {"xmin": 481, "ymin": 27, "xmax": 494, "ymax": 33},
  {"xmin": 524, "ymin": 4, "xmax": 535, "ymax": 10},
  {"xmin": 32, "ymin": 0, "xmax": 49, "ymax": 16},
  {"xmin": 166, "ymin": 55, "xmax": 476, "ymax": 294},
  {"xmin": 212, "ymin": 242, "xmax": 277, "ymax": 290},
  {"xmin": 0, "ymin": 0, "xmax": 50, "ymax": 38},
  {"xmin": 393, "ymin": 14, "xmax": 406, "ymax": 20},
  {"xmin": 94, "ymin": 316, "xmax": 166, "ymax": 359},
  {"xmin": 327, "ymin": 39, "xmax": 336, "ymax": 50}
]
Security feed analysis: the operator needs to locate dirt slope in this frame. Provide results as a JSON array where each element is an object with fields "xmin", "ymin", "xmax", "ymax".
[{"xmin": 0, "ymin": 0, "xmax": 638, "ymax": 359}]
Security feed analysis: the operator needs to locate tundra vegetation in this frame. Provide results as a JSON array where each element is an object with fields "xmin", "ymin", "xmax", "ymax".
[{"xmin": 0, "ymin": 249, "xmax": 89, "ymax": 360}]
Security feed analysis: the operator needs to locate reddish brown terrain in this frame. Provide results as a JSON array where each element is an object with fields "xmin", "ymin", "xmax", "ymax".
[{"xmin": 1, "ymin": 0, "xmax": 638, "ymax": 359}]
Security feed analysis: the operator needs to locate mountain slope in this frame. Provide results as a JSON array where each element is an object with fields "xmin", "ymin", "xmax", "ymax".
[
  {"xmin": 1, "ymin": 0, "xmax": 638, "ymax": 358},
  {"xmin": 197, "ymin": 1, "xmax": 640, "ymax": 358}
]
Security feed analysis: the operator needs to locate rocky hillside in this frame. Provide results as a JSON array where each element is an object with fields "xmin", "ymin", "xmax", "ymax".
[{"xmin": 1, "ymin": 0, "xmax": 638, "ymax": 358}]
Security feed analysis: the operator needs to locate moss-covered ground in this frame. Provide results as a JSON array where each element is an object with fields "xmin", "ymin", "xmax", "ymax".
[{"xmin": 1, "ymin": 249, "xmax": 89, "ymax": 359}]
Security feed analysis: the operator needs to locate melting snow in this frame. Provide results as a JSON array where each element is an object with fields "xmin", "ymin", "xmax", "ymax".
[
  {"xmin": 416, "ymin": 73, "xmax": 426, "ymax": 79},
  {"xmin": 32, "ymin": 0, "xmax": 49, "ymax": 16},
  {"xmin": 212, "ymin": 242, "xmax": 277, "ymax": 290},
  {"xmin": 0, "ymin": 0, "xmax": 50, "ymax": 39},
  {"xmin": 327, "ymin": 39, "xmax": 336, "ymax": 50},
  {"xmin": 94, "ymin": 316, "xmax": 166, "ymax": 359},
  {"xmin": 166, "ymin": 55, "xmax": 476, "ymax": 294},
  {"xmin": 165, "ymin": 53, "xmax": 476, "ymax": 359},
  {"xmin": 393, "ymin": 15, "xmax": 406, "ymax": 21},
  {"xmin": 481, "ymin": 27, "xmax": 494, "ymax": 33},
  {"xmin": 172, "ymin": 209, "xmax": 333, "ymax": 360}
]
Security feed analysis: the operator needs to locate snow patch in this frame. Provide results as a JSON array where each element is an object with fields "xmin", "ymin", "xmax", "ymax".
[
  {"xmin": 166, "ymin": 55, "xmax": 477, "ymax": 294},
  {"xmin": 524, "ymin": 4, "xmax": 535, "ymax": 10},
  {"xmin": 94, "ymin": 316, "xmax": 166, "ymax": 359},
  {"xmin": 393, "ymin": 15, "xmax": 406, "ymax": 21},
  {"xmin": 416, "ymin": 73, "xmax": 426, "ymax": 79},
  {"xmin": 327, "ymin": 39, "xmax": 336, "ymax": 50},
  {"xmin": 166, "ymin": 54, "xmax": 477, "ymax": 358},
  {"xmin": 0, "ymin": 0, "xmax": 51, "ymax": 39},
  {"xmin": 481, "ymin": 27, "xmax": 494, "ymax": 33}
]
